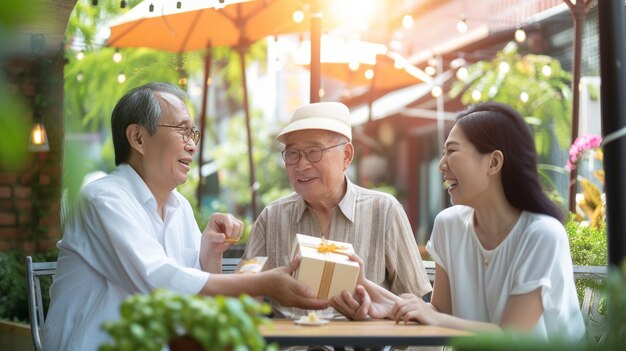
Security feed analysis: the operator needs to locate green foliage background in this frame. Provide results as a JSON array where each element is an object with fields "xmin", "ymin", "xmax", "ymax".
[{"xmin": 450, "ymin": 42, "xmax": 572, "ymax": 159}]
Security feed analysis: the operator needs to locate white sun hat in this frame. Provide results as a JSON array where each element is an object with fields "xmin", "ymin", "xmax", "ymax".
[{"xmin": 276, "ymin": 102, "xmax": 352, "ymax": 143}]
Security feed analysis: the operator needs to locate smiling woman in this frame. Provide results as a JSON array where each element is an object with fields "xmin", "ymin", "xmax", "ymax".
[{"xmin": 335, "ymin": 102, "xmax": 586, "ymax": 341}]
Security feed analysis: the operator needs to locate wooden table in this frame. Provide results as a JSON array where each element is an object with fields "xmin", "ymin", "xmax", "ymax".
[{"xmin": 259, "ymin": 319, "xmax": 470, "ymax": 347}]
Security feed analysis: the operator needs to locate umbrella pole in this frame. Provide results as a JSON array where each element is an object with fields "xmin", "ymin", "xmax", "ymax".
[
  {"xmin": 564, "ymin": 0, "xmax": 593, "ymax": 214},
  {"xmin": 310, "ymin": 0, "xmax": 322, "ymax": 103},
  {"xmin": 238, "ymin": 47, "xmax": 258, "ymax": 218},
  {"xmin": 598, "ymin": 0, "xmax": 626, "ymax": 266},
  {"xmin": 196, "ymin": 45, "xmax": 213, "ymax": 210}
]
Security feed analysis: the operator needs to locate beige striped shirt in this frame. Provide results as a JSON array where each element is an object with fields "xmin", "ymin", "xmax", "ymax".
[{"xmin": 243, "ymin": 177, "xmax": 432, "ymax": 318}]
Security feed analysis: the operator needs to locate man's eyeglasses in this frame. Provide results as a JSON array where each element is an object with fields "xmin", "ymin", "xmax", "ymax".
[
  {"xmin": 281, "ymin": 142, "xmax": 348, "ymax": 165},
  {"xmin": 158, "ymin": 124, "xmax": 201, "ymax": 145}
]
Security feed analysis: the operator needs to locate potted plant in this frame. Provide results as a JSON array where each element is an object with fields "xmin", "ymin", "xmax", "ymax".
[{"xmin": 99, "ymin": 289, "xmax": 276, "ymax": 351}]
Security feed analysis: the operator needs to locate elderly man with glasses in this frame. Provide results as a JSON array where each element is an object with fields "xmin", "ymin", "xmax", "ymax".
[
  {"xmin": 243, "ymin": 102, "xmax": 432, "ymax": 321},
  {"xmin": 44, "ymin": 83, "xmax": 329, "ymax": 351}
]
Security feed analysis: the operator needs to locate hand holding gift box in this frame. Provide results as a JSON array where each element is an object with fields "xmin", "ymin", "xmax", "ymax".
[{"xmin": 289, "ymin": 234, "xmax": 359, "ymax": 299}]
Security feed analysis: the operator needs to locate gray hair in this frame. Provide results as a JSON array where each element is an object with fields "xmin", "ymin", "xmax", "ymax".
[{"xmin": 111, "ymin": 82, "xmax": 187, "ymax": 165}]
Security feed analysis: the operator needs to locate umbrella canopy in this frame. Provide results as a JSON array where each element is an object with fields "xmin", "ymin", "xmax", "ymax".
[
  {"xmin": 108, "ymin": 0, "xmax": 339, "ymax": 218},
  {"xmin": 298, "ymin": 38, "xmax": 430, "ymax": 93},
  {"xmin": 297, "ymin": 37, "xmax": 431, "ymax": 123},
  {"xmin": 108, "ymin": 0, "xmax": 338, "ymax": 51}
]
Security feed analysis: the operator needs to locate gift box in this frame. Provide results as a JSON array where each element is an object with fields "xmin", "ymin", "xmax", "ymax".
[
  {"xmin": 289, "ymin": 234, "xmax": 359, "ymax": 299},
  {"xmin": 235, "ymin": 257, "xmax": 268, "ymax": 274}
]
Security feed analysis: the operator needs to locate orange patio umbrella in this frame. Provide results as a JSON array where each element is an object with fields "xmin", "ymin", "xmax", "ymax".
[
  {"xmin": 298, "ymin": 38, "xmax": 431, "ymax": 120},
  {"xmin": 108, "ymin": 0, "xmax": 339, "ymax": 217}
]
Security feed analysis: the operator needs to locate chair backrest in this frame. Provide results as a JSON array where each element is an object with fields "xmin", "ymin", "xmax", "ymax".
[
  {"xmin": 222, "ymin": 257, "xmax": 241, "ymax": 274},
  {"xmin": 573, "ymin": 265, "xmax": 608, "ymax": 344},
  {"xmin": 25, "ymin": 256, "xmax": 57, "ymax": 351}
]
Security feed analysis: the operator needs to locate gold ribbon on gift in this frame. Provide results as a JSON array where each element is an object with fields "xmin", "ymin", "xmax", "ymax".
[
  {"xmin": 300, "ymin": 237, "xmax": 349, "ymax": 256},
  {"xmin": 299, "ymin": 237, "xmax": 349, "ymax": 298}
]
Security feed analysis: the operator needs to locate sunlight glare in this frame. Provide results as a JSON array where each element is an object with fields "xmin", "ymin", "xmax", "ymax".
[{"xmin": 330, "ymin": 0, "xmax": 376, "ymax": 30}]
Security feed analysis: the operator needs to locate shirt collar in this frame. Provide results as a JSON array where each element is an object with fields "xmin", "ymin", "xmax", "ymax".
[
  {"xmin": 294, "ymin": 176, "xmax": 356, "ymax": 224},
  {"xmin": 117, "ymin": 164, "xmax": 181, "ymax": 209}
]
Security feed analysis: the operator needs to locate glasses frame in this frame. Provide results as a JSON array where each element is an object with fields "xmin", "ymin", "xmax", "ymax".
[
  {"xmin": 281, "ymin": 142, "xmax": 348, "ymax": 165},
  {"xmin": 158, "ymin": 124, "xmax": 201, "ymax": 145}
]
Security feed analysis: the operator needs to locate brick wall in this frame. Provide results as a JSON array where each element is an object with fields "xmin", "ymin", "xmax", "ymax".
[{"xmin": 0, "ymin": 56, "xmax": 64, "ymax": 254}]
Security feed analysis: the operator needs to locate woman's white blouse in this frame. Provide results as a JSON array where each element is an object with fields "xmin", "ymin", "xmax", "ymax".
[{"xmin": 426, "ymin": 205, "xmax": 585, "ymax": 341}]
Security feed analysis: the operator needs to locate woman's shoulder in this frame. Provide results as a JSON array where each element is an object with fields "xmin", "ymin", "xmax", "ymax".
[
  {"xmin": 518, "ymin": 211, "xmax": 568, "ymax": 246},
  {"xmin": 522, "ymin": 212, "xmax": 565, "ymax": 234},
  {"xmin": 435, "ymin": 205, "xmax": 473, "ymax": 223}
]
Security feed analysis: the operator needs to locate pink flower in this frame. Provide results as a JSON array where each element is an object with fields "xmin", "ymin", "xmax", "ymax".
[{"xmin": 565, "ymin": 134, "xmax": 602, "ymax": 171}]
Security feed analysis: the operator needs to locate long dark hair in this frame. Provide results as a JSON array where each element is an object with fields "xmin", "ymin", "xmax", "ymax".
[{"xmin": 456, "ymin": 102, "xmax": 563, "ymax": 221}]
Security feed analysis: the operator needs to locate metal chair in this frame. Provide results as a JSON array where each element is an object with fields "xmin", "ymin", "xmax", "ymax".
[
  {"xmin": 25, "ymin": 256, "xmax": 57, "ymax": 351},
  {"xmin": 222, "ymin": 257, "xmax": 241, "ymax": 274}
]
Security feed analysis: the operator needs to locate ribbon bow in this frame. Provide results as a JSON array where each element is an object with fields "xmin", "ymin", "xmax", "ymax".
[{"xmin": 311, "ymin": 237, "xmax": 349, "ymax": 255}]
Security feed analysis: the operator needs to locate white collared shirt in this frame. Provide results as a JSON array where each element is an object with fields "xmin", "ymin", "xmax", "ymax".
[{"xmin": 43, "ymin": 164, "xmax": 209, "ymax": 351}]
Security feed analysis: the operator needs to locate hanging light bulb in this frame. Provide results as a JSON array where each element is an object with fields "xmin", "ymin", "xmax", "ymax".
[
  {"xmin": 402, "ymin": 14, "xmax": 414, "ymax": 29},
  {"xmin": 76, "ymin": 50, "xmax": 84, "ymax": 61},
  {"xmin": 515, "ymin": 28, "xmax": 527, "ymax": 43},
  {"xmin": 28, "ymin": 113, "xmax": 50, "ymax": 152},
  {"xmin": 542, "ymin": 64, "xmax": 552, "ymax": 77},
  {"xmin": 498, "ymin": 61, "xmax": 510, "ymax": 73},
  {"xmin": 456, "ymin": 15, "xmax": 468, "ymax": 34},
  {"xmin": 431, "ymin": 85, "xmax": 442, "ymax": 97},
  {"xmin": 348, "ymin": 61, "xmax": 360, "ymax": 71},
  {"xmin": 364, "ymin": 69, "xmax": 374, "ymax": 80},
  {"xmin": 292, "ymin": 9, "xmax": 304, "ymax": 23},
  {"xmin": 76, "ymin": 71, "xmax": 84, "ymax": 82},
  {"xmin": 113, "ymin": 49, "xmax": 123, "ymax": 63},
  {"xmin": 520, "ymin": 91, "xmax": 529, "ymax": 103},
  {"xmin": 471, "ymin": 89, "xmax": 482, "ymax": 101},
  {"xmin": 149, "ymin": 3, "xmax": 154, "ymax": 12},
  {"xmin": 120, "ymin": 1, "xmax": 127, "ymax": 9},
  {"xmin": 117, "ymin": 72, "xmax": 126, "ymax": 83},
  {"xmin": 456, "ymin": 66, "xmax": 468, "ymax": 81},
  {"xmin": 177, "ymin": 1, "xmax": 181, "ymax": 9}
]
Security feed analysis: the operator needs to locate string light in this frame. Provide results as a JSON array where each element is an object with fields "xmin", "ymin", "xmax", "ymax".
[
  {"xmin": 177, "ymin": 1, "xmax": 181, "ymax": 9},
  {"xmin": 520, "ymin": 91, "xmax": 529, "ymax": 103},
  {"xmin": 402, "ymin": 14, "xmax": 414, "ymax": 29},
  {"xmin": 456, "ymin": 66, "xmax": 468, "ymax": 81},
  {"xmin": 76, "ymin": 50, "xmax": 84, "ymax": 61},
  {"xmin": 425, "ymin": 66, "xmax": 436, "ymax": 76},
  {"xmin": 149, "ymin": 3, "xmax": 154, "ymax": 12},
  {"xmin": 318, "ymin": 88, "xmax": 325, "ymax": 98},
  {"xmin": 431, "ymin": 85, "xmax": 442, "ymax": 97},
  {"xmin": 515, "ymin": 28, "xmax": 526, "ymax": 43},
  {"xmin": 120, "ymin": 1, "xmax": 126, "ymax": 9},
  {"xmin": 348, "ymin": 61, "xmax": 360, "ymax": 71},
  {"xmin": 542, "ymin": 64, "xmax": 552, "ymax": 77},
  {"xmin": 456, "ymin": 15, "xmax": 468, "ymax": 34},
  {"xmin": 471, "ymin": 89, "xmax": 481, "ymax": 101},
  {"xmin": 498, "ymin": 61, "xmax": 510, "ymax": 73},
  {"xmin": 113, "ymin": 49, "xmax": 123, "ymax": 63},
  {"xmin": 117, "ymin": 72, "xmax": 126, "ymax": 83},
  {"xmin": 364, "ymin": 69, "xmax": 374, "ymax": 80},
  {"xmin": 292, "ymin": 9, "xmax": 304, "ymax": 23},
  {"xmin": 76, "ymin": 71, "xmax": 84, "ymax": 82}
]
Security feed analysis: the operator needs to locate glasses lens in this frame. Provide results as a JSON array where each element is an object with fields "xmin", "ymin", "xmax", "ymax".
[
  {"xmin": 191, "ymin": 128, "xmax": 200, "ymax": 144},
  {"xmin": 304, "ymin": 147, "xmax": 323, "ymax": 163},
  {"xmin": 282, "ymin": 150, "xmax": 300, "ymax": 165}
]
